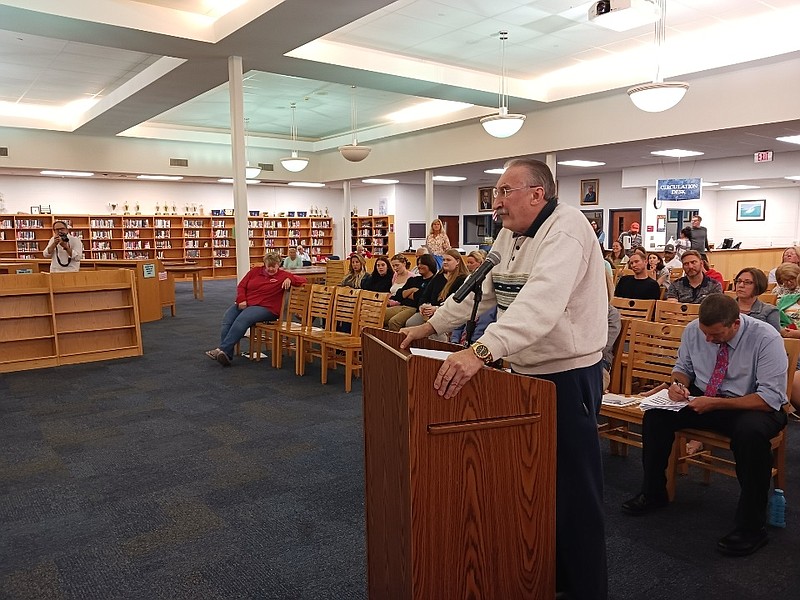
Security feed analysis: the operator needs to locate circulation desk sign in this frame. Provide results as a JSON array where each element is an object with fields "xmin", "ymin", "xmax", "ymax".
[{"xmin": 657, "ymin": 178, "xmax": 702, "ymax": 201}]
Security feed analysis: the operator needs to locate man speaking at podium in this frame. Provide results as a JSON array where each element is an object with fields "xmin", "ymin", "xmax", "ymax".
[{"xmin": 401, "ymin": 158, "xmax": 608, "ymax": 600}]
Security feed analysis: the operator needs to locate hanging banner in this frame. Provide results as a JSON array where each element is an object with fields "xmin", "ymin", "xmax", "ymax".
[{"xmin": 656, "ymin": 178, "xmax": 702, "ymax": 201}]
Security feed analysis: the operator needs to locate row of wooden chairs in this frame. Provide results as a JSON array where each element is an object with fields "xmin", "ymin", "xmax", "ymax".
[
  {"xmin": 611, "ymin": 298, "xmax": 700, "ymax": 325},
  {"xmin": 250, "ymin": 284, "xmax": 389, "ymax": 392}
]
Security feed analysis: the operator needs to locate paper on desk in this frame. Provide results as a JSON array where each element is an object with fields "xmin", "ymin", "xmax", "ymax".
[
  {"xmin": 602, "ymin": 394, "xmax": 639, "ymax": 407},
  {"xmin": 409, "ymin": 348, "xmax": 452, "ymax": 361},
  {"xmin": 638, "ymin": 388, "xmax": 693, "ymax": 412}
]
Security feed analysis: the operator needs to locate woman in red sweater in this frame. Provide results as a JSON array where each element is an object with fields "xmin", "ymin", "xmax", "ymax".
[{"xmin": 206, "ymin": 252, "xmax": 306, "ymax": 366}]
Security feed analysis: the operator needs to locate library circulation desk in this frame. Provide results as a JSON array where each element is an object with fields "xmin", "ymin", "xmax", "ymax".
[{"xmin": 0, "ymin": 270, "xmax": 143, "ymax": 374}]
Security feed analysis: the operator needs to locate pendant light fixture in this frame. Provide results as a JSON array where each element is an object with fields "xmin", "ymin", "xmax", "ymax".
[
  {"xmin": 339, "ymin": 85, "xmax": 372, "ymax": 162},
  {"xmin": 244, "ymin": 118, "xmax": 261, "ymax": 179},
  {"xmin": 480, "ymin": 31, "xmax": 525, "ymax": 139},
  {"xmin": 627, "ymin": 0, "xmax": 688, "ymax": 112},
  {"xmin": 280, "ymin": 103, "xmax": 309, "ymax": 173}
]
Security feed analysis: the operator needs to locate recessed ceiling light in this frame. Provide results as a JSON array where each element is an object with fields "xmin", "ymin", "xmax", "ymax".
[
  {"xmin": 557, "ymin": 160, "xmax": 607, "ymax": 168},
  {"xmin": 484, "ymin": 168, "xmax": 505, "ymax": 175},
  {"xmin": 776, "ymin": 135, "xmax": 800, "ymax": 145},
  {"xmin": 40, "ymin": 170, "xmax": 94, "ymax": 177},
  {"xmin": 217, "ymin": 178, "xmax": 260, "ymax": 184},
  {"xmin": 720, "ymin": 184, "xmax": 760, "ymax": 190},
  {"xmin": 137, "ymin": 175, "xmax": 184, "ymax": 181},
  {"xmin": 387, "ymin": 100, "xmax": 473, "ymax": 123},
  {"xmin": 362, "ymin": 178, "xmax": 399, "ymax": 185},
  {"xmin": 287, "ymin": 182, "xmax": 325, "ymax": 188},
  {"xmin": 650, "ymin": 149, "xmax": 705, "ymax": 158},
  {"xmin": 701, "ymin": 181, "xmax": 718, "ymax": 187},
  {"xmin": 432, "ymin": 175, "xmax": 466, "ymax": 182}
]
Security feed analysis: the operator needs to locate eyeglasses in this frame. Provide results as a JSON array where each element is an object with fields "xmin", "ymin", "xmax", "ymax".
[
  {"xmin": 492, "ymin": 185, "xmax": 540, "ymax": 199},
  {"xmin": 734, "ymin": 278, "xmax": 754, "ymax": 285}
]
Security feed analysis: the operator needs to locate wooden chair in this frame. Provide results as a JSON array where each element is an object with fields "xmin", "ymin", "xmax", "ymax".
[
  {"xmin": 324, "ymin": 260, "xmax": 347, "ymax": 286},
  {"xmin": 669, "ymin": 267, "xmax": 684, "ymax": 282},
  {"xmin": 673, "ymin": 338, "xmax": 800, "ymax": 492},
  {"xmin": 611, "ymin": 298, "xmax": 656, "ymax": 321},
  {"xmin": 759, "ymin": 292, "xmax": 777, "ymax": 305},
  {"xmin": 320, "ymin": 291, "xmax": 390, "ymax": 392},
  {"xmin": 279, "ymin": 284, "xmax": 335, "ymax": 374},
  {"xmin": 250, "ymin": 284, "xmax": 311, "ymax": 366},
  {"xmin": 297, "ymin": 286, "xmax": 360, "ymax": 376},
  {"xmin": 654, "ymin": 300, "xmax": 699, "ymax": 326},
  {"xmin": 606, "ymin": 318, "xmax": 631, "ymax": 394}
]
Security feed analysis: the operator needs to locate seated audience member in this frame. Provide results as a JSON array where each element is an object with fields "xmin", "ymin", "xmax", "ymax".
[
  {"xmin": 282, "ymin": 246, "xmax": 304, "ymax": 270},
  {"xmin": 341, "ymin": 254, "xmax": 368, "ymax": 288},
  {"xmin": 296, "ymin": 244, "xmax": 311, "ymax": 263},
  {"xmin": 607, "ymin": 241, "xmax": 628, "ymax": 268},
  {"xmin": 206, "ymin": 252, "xmax": 306, "ymax": 366},
  {"xmin": 775, "ymin": 262, "xmax": 800, "ymax": 411},
  {"xmin": 389, "ymin": 254, "xmax": 412, "ymax": 296},
  {"xmin": 665, "ymin": 250, "xmax": 722, "ymax": 303},
  {"xmin": 733, "ymin": 268, "xmax": 780, "ymax": 330},
  {"xmin": 701, "ymin": 254, "xmax": 724, "ymax": 286},
  {"xmin": 663, "ymin": 243, "xmax": 682, "ymax": 270},
  {"xmin": 614, "ymin": 252, "xmax": 662, "ymax": 300},
  {"xmin": 768, "ymin": 246, "xmax": 800, "ymax": 284},
  {"xmin": 647, "ymin": 252, "xmax": 670, "ymax": 288},
  {"xmin": 362, "ymin": 255, "xmax": 393, "ymax": 292},
  {"xmin": 405, "ymin": 249, "xmax": 468, "ymax": 331},
  {"xmin": 773, "ymin": 262, "xmax": 800, "ymax": 298},
  {"xmin": 675, "ymin": 226, "xmax": 692, "ymax": 257},
  {"xmin": 384, "ymin": 254, "xmax": 437, "ymax": 330},
  {"xmin": 449, "ymin": 250, "xmax": 498, "ymax": 345},
  {"xmin": 351, "ymin": 243, "xmax": 372, "ymax": 259},
  {"xmin": 410, "ymin": 246, "xmax": 430, "ymax": 275}
]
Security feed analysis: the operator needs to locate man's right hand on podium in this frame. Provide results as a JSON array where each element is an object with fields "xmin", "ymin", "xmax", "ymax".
[{"xmin": 398, "ymin": 322, "xmax": 436, "ymax": 349}]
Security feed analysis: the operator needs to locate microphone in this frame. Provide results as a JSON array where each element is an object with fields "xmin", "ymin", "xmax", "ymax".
[{"xmin": 452, "ymin": 250, "xmax": 501, "ymax": 303}]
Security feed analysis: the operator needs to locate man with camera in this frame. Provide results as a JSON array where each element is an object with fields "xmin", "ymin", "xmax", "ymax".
[{"xmin": 43, "ymin": 220, "xmax": 83, "ymax": 272}]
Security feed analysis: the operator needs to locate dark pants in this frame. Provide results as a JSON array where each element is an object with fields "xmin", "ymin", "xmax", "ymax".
[
  {"xmin": 518, "ymin": 361, "xmax": 607, "ymax": 600},
  {"xmin": 641, "ymin": 396, "xmax": 787, "ymax": 530}
]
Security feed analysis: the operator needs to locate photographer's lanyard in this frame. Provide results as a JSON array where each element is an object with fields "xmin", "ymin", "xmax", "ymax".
[{"xmin": 56, "ymin": 242, "xmax": 72, "ymax": 267}]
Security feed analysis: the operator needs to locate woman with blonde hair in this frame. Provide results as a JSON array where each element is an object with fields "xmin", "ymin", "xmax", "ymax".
[
  {"xmin": 425, "ymin": 218, "xmax": 451, "ymax": 269},
  {"xmin": 405, "ymin": 249, "xmax": 467, "ymax": 330},
  {"xmin": 340, "ymin": 254, "xmax": 368, "ymax": 288},
  {"xmin": 768, "ymin": 246, "xmax": 800, "ymax": 285},
  {"xmin": 389, "ymin": 253, "xmax": 412, "ymax": 297}
]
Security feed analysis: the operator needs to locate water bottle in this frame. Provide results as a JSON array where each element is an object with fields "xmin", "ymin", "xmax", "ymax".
[{"xmin": 768, "ymin": 488, "xmax": 786, "ymax": 528}]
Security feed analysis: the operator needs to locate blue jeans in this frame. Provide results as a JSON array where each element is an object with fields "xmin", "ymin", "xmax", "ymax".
[{"xmin": 219, "ymin": 304, "xmax": 277, "ymax": 358}]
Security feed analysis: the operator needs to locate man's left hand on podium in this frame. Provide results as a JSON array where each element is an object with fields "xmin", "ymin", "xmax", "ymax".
[{"xmin": 434, "ymin": 349, "xmax": 483, "ymax": 399}]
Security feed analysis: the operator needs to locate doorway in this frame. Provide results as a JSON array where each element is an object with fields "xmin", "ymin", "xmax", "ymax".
[
  {"xmin": 438, "ymin": 215, "xmax": 460, "ymax": 249},
  {"xmin": 609, "ymin": 209, "xmax": 642, "ymax": 249},
  {"xmin": 665, "ymin": 208, "xmax": 699, "ymax": 245}
]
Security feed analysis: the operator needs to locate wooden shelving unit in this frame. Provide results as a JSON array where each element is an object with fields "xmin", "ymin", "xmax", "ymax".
[
  {"xmin": 0, "ymin": 213, "xmax": 335, "ymax": 279},
  {"xmin": 0, "ymin": 270, "xmax": 142, "ymax": 373},
  {"xmin": 351, "ymin": 215, "xmax": 395, "ymax": 256}
]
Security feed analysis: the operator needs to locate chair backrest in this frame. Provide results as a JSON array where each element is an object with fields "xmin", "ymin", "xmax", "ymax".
[
  {"xmin": 759, "ymin": 292, "xmax": 777, "ymax": 305},
  {"xmin": 611, "ymin": 297, "xmax": 656, "ymax": 321},
  {"xmin": 625, "ymin": 320, "xmax": 686, "ymax": 395},
  {"xmin": 669, "ymin": 267, "xmax": 684, "ymax": 282},
  {"xmin": 330, "ymin": 286, "xmax": 361, "ymax": 334},
  {"xmin": 784, "ymin": 338, "xmax": 800, "ymax": 408},
  {"xmin": 356, "ymin": 291, "xmax": 390, "ymax": 330},
  {"xmin": 325, "ymin": 260, "xmax": 348, "ymax": 285},
  {"xmin": 285, "ymin": 284, "xmax": 311, "ymax": 325},
  {"xmin": 654, "ymin": 300, "xmax": 700, "ymax": 325},
  {"xmin": 307, "ymin": 284, "xmax": 336, "ymax": 326},
  {"xmin": 607, "ymin": 318, "xmax": 631, "ymax": 393}
]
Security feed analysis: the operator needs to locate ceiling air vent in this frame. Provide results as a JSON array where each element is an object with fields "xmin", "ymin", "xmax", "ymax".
[
  {"xmin": 0, "ymin": 147, "xmax": 8, "ymax": 157},
  {"xmin": 258, "ymin": 163, "xmax": 274, "ymax": 172},
  {"xmin": 169, "ymin": 158, "xmax": 189, "ymax": 167}
]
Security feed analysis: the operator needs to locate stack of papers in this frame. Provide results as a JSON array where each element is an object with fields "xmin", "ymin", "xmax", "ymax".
[
  {"xmin": 638, "ymin": 389, "xmax": 692, "ymax": 412},
  {"xmin": 602, "ymin": 394, "xmax": 639, "ymax": 407}
]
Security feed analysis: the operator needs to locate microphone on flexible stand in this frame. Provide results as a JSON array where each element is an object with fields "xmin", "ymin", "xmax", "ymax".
[{"xmin": 453, "ymin": 250, "xmax": 501, "ymax": 304}]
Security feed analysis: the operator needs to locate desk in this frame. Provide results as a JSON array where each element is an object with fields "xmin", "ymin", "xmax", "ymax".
[
  {"xmin": 164, "ymin": 265, "xmax": 206, "ymax": 300},
  {"xmin": 287, "ymin": 265, "xmax": 327, "ymax": 283}
]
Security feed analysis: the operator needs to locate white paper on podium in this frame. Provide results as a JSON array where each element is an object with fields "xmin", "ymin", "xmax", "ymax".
[{"xmin": 409, "ymin": 348, "xmax": 452, "ymax": 361}]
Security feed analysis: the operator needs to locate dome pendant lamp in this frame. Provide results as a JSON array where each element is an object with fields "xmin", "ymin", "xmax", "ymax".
[
  {"xmin": 339, "ymin": 86, "xmax": 372, "ymax": 162},
  {"xmin": 280, "ymin": 103, "xmax": 309, "ymax": 173},
  {"xmin": 480, "ymin": 31, "xmax": 525, "ymax": 138}
]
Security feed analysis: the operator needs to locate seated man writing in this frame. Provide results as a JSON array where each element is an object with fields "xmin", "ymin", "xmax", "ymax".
[{"xmin": 622, "ymin": 294, "xmax": 788, "ymax": 556}]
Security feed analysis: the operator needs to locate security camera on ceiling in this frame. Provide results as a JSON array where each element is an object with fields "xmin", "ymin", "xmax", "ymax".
[{"xmin": 588, "ymin": 0, "xmax": 660, "ymax": 32}]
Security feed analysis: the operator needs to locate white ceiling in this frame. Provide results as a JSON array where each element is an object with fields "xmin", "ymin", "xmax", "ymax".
[{"xmin": 0, "ymin": 0, "xmax": 799, "ymax": 186}]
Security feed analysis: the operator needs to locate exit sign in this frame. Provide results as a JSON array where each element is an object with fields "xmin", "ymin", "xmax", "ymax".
[{"xmin": 754, "ymin": 150, "xmax": 773, "ymax": 163}]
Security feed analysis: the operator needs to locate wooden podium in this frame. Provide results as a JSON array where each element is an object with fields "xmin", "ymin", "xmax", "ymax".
[{"xmin": 361, "ymin": 328, "xmax": 556, "ymax": 599}]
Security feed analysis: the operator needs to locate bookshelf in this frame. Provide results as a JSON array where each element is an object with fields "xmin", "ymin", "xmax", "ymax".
[
  {"xmin": 0, "ymin": 214, "xmax": 334, "ymax": 279},
  {"xmin": 351, "ymin": 215, "xmax": 395, "ymax": 256}
]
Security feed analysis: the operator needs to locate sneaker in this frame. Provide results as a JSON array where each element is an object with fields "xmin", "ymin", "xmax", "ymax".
[
  {"xmin": 216, "ymin": 351, "xmax": 232, "ymax": 367},
  {"xmin": 621, "ymin": 493, "xmax": 669, "ymax": 516}
]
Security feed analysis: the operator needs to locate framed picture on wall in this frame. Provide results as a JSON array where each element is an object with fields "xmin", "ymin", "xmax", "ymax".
[
  {"xmin": 478, "ymin": 187, "xmax": 493, "ymax": 212},
  {"xmin": 736, "ymin": 199, "xmax": 766, "ymax": 221},
  {"xmin": 40, "ymin": 205, "xmax": 52, "ymax": 214},
  {"xmin": 656, "ymin": 215, "xmax": 666, "ymax": 232},
  {"xmin": 580, "ymin": 179, "xmax": 599, "ymax": 205},
  {"xmin": 30, "ymin": 206, "xmax": 40, "ymax": 214}
]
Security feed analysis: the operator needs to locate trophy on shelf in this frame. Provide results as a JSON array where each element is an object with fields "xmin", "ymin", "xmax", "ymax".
[
  {"xmin": 183, "ymin": 204, "xmax": 189, "ymax": 216},
  {"xmin": 324, "ymin": 206, "xmax": 329, "ymax": 217},
  {"xmin": 191, "ymin": 203, "xmax": 197, "ymax": 216},
  {"xmin": 135, "ymin": 203, "xmax": 141, "ymax": 215},
  {"xmin": 109, "ymin": 202, "xmax": 118, "ymax": 215},
  {"xmin": 171, "ymin": 204, "xmax": 177, "ymax": 215},
  {"xmin": 155, "ymin": 203, "xmax": 161, "ymax": 215},
  {"xmin": 199, "ymin": 204, "xmax": 205, "ymax": 216},
  {"xmin": 123, "ymin": 203, "xmax": 130, "ymax": 215}
]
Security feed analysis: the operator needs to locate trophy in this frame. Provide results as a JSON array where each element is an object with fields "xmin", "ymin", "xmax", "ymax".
[
  {"xmin": 109, "ymin": 203, "xmax": 118, "ymax": 215},
  {"xmin": 135, "ymin": 203, "xmax": 141, "ymax": 215},
  {"xmin": 123, "ymin": 203, "xmax": 130, "ymax": 215},
  {"xmin": 155, "ymin": 203, "xmax": 161, "ymax": 215},
  {"xmin": 171, "ymin": 204, "xmax": 177, "ymax": 215}
]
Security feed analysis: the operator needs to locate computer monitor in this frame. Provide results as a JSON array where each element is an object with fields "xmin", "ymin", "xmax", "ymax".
[{"xmin": 720, "ymin": 237, "xmax": 734, "ymax": 249}]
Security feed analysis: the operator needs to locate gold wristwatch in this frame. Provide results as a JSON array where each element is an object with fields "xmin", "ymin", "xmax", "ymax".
[{"xmin": 470, "ymin": 341, "xmax": 493, "ymax": 364}]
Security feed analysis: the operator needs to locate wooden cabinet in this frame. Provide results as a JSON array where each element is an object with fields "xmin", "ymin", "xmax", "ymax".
[
  {"xmin": 0, "ymin": 270, "xmax": 142, "ymax": 373},
  {"xmin": 351, "ymin": 215, "xmax": 395, "ymax": 256}
]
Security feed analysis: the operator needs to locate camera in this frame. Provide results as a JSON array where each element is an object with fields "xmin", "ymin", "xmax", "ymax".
[{"xmin": 59, "ymin": 233, "xmax": 69, "ymax": 242}]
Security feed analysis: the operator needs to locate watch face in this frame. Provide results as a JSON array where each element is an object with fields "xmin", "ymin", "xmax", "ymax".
[{"xmin": 473, "ymin": 343, "xmax": 490, "ymax": 359}]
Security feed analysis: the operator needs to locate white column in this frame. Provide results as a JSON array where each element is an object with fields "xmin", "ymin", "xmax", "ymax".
[
  {"xmin": 228, "ymin": 56, "xmax": 250, "ymax": 281},
  {"xmin": 545, "ymin": 152, "xmax": 557, "ymax": 192},
  {"xmin": 425, "ymin": 169, "xmax": 434, "ymax": 229},
  {"xmin": 343, "ymin": 180, "xmax": 352, "ymax": 257}
]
